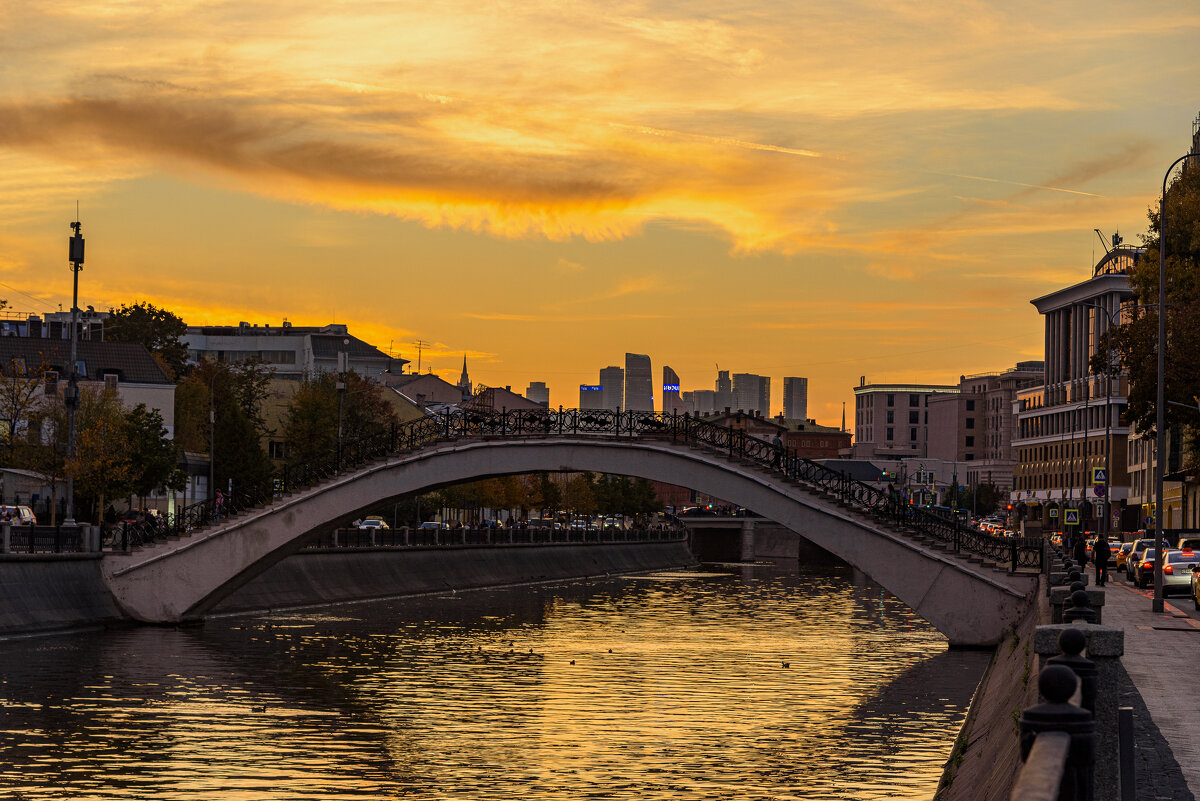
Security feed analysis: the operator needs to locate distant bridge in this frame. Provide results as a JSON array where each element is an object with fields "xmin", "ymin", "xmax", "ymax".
[{"xmin": 102, "ymin": 409, "xmax": 1040, "ymax": 646}]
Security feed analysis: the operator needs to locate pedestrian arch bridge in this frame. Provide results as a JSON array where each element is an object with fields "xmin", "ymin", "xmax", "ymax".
[{"xmin": 102, "ymin": 409, "xmax": 1041, "ymax": 646}]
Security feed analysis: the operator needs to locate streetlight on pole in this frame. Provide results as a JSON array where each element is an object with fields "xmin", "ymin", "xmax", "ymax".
[
  {"xmin": 1154, "ymin": 151, "xmax": 1200, "ymax": 613},
  {"xmin": 64, "ymin": 219, "xmax": 84, "ymax": 527},
  {"xmin": 1084, "ymin": 302, "xmax": 1124, "ymax": 547}
]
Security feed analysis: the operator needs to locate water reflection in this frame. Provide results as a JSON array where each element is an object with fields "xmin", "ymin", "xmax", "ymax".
[{"xmin": 0, "ymin": 562, "xmax": 988, "ymax": 800}]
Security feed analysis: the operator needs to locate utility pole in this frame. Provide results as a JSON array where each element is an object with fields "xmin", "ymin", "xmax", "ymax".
[
  {"xmin": 414, "ymin": 339, "xmax": 428, "ymax": 375},
  {"xmin": 64, "ymin": 217, "xmax": 85, "ymax": 526}
]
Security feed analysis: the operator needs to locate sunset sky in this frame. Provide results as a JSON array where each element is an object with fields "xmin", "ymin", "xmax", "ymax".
[{"xmin": 1, "ymin": 1, "xmax": 1198, "ymax": 424}]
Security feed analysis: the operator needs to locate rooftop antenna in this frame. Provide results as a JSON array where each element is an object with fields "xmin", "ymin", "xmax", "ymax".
[{"xmin": 414, "ymin": 338, "xmax": 428, "ymax": 374}]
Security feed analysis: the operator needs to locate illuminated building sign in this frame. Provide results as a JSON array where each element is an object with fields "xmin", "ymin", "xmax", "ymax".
[
  {"xmin": 663, "ymin": 384, "xmax": 680, "ymax": 392},
  {"xmin": 580, "ymin": 385, "xmax": 603, "ymax": 392}
]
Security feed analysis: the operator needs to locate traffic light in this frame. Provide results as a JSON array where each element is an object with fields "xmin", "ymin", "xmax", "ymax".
[{"xmin": 1006, "ymin": 503, "xmax": 1013, "ymax": 511}]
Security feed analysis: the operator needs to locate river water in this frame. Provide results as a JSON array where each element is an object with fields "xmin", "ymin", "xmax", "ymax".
[{"xmin": 0, "ymin": 560, "xmax": 988, "ymax": 800}]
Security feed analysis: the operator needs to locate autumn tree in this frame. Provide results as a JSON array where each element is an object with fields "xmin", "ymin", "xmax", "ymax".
[
  {"xmin": 13, "ymin": 396, "xmax": 67, "ymax": 523},
  {"xmin": 69, "ymin": 387, "xmax": 134, "ymax": 523},
  {"xmin": 282, "ymin": 370, "xmax": 398, "ymax": 464},
  {"xmin": 175, "ymin": 359, "xmax": 274, "ymax": 500},
  {"xmin": 1098, "ymin": 156, "xmax": 1200, "ymax": 462},
  {"xmin": 0, "ymin": 354, "xmax": 48, "ymax": 459},
  {"xmin": 105, "ymin": 301, "xmax": 189, "ymax": 380}
]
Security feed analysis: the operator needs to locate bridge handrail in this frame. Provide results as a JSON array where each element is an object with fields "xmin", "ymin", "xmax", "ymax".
[
  {"xmin": 118, "ymin": 408, "xmax": 1039, "ymax": 569},
  {"xmin": 303, "ymin": 524, "xmax": 687, "ymax": 549}
]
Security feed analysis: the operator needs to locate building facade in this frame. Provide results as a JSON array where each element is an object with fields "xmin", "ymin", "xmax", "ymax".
[
  {"xmin": 782, "ymin": 376, "xmax": 808, "ymax": 421},
  {"xmin": 525, "ymin": 381, "xmax": 550, "ymax": 406},
  {"xmin": 1010, "ymin": 245, "xmax": 1140, "ymax": 532},
  {"xmin": 925, "ymin": 363, "xmax": 1044, "ymax": 492},
  {"xmin": 852, "ymin": 380, "xmax": 959, "ymax": 459},
  {"xmin": 183, "ymin": 322, "xmax": 402, "ymax": 381},
  {"xmin": 599, "ymin": 365, "xmax": 624, "ymax": 411},
  {"xmin": 732, "ymin": 373, "xmax": 770, "ymax": 416},
  {"xmin": 662, "ymin": 366, "xmax": 685, "ymax": 414},
  {"xmin": 624, "ymin": 353, "xmax": 653, "ymax": 411}
]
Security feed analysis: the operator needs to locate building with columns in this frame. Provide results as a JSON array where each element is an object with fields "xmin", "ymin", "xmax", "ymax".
[{"xmin": 1010, "ymin": 243, "xmax": 1141, "ymax": 532}]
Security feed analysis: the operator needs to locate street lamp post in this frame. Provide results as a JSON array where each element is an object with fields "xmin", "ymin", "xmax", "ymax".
[
  {"xmin": 1154, "ymin": 151, "xmax": 1200, "ymax": 613},
  {"xmin": 64, "ymin": 220, "xmax": 84, "ymax": 527},
  {"xmin": 1084, "ymin": 303, "xmax": 1122, "ymax": 547}
]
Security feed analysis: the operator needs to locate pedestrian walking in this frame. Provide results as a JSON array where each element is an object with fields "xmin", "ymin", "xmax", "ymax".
[
  {"xmin": 1094, "ymin": 534, "xmax": 1110, "ymax": 586},
  {"xmin": 771, "ymin": 434, "xmax": 783, "ymax": 468},
  {"xmin": 215, "ymin": 489, "xmax": 224, "ymax": 522},
  {"xmin": 1072, "ymin": 532, "xmax": 1088, "ymax": 568}
]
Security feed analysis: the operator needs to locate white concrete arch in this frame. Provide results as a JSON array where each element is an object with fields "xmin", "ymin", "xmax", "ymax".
[{"xmin": 102, "ymin": 437, "xmax": 1036, "ymax": 645}]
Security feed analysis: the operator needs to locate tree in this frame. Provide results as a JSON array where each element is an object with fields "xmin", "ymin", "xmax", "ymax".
[
  {"xmin": 281, "ymin": 370, "xmax": 397, "ymax": 464},
  {"xmin": 106, "ymin": 301, "xmax": 189, "ymax": 380},
  {"xmin": 125, "ymin": 403, "xmax": 184, "ymax": 506},
  {"xmin": 0, "ymin": 354, "xmax": 48, "ymax": 459},
  {"xmin": 1101, "ymin": 159, "xmax": 1200, "ymax": 456},
  {"xmin": 13, "ymin": 396, "xmax": 67, "ymax": 524},
  {"xmin": 69, "ymin": 387, "xmax": 134, "ymax": 524},
  {"xmin": 175, "ymin": 359, "xmax": 274, "ymax": 501}
]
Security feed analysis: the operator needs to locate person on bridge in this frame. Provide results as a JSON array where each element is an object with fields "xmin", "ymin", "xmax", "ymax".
[
  {"xmin": 1094, "ymin": 534, "xmax": 1110, "ymax": 586},
  {"xmin": 771, "ymin": 435, "xmax": 783, "ymax": 468}
]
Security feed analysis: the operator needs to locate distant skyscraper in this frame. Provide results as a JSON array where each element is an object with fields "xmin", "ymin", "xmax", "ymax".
[
  {"xmin": 691, "ymin": 389, "xmax": 717, "ymax": 414},
  {"xmin": 599, "ymin": 365, "xmax": 624, "ymax": 411},
  {"xmin": 733, "ymin": 373, "xmax": 770, "ymax": 416},
  {"xmin": 579, "ymin": 383, "xmax": 604, "ymax": 409},
  {"xmin": 625, "ymin": 353, "xmax": 653, "ymax": 411},
  {"xmin": 783, "ymin": 377, "xmax": 808, "ymax": 420},
  {"xmin": 715, "ymin": 370, "xmax": 732, "ymax": 411},
  {"xmin": 662, "ymin": 366, "xmax": 684, "ymax": 413},
  {"xmin": 525, "ymin": 381, "xmax": 550, "ymax": 406}
]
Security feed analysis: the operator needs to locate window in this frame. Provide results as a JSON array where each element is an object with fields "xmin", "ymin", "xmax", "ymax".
[
  {"xmin": 886, "ymin": 427, "xmax": 894, "ymax": 441},
  {"xmin": 966, "ymin": 454, "xmax": 975, "ymax": 461},
  {"xmin": 103, "ymin": 373, "xmax": 119, "ymax": 391},
  {"xmin": 909, "ymin": 411, "xmax": 919, "ymax": 424},
  {"xmin": 966, "ymin": 418, "xmax": 975, "ymax": 429},
  {"xmin": 910, "ymin": 394, "xmax": 919, "ymax": 407},
  {"xmin": 886, "ymin": 410, "xmax": 894, "ymax": 424},
  {"xmin": 966, "ymin": 436, "xmax": 975, "ymax": 447},
  {"xmin": 966, "ymin": 399, "xmax": 975, "ymax": 411},
  {"xmin": 268, "ymin": 441, "xmax": 288, "ymax": 459},
  {"xmin": 887, "ymin": 394, "xmax": 894, "ymax": 407},
  {"xmin": 910, "ymin": 428, "xmax": 917, "ymax": 441},
  {"xmin": 44, "ymin": 371, "xmax": 58, "ymax": 396}
]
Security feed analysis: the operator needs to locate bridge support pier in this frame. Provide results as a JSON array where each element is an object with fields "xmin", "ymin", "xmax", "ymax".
[{"xmin": 740, "ymin": 519, "xmax": 756, "ymax": 562}]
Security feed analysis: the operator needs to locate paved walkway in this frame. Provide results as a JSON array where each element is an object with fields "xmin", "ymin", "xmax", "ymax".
[{"xmin": 1098, "ymin": 576, "xmax": 1200, "ymax": 799}]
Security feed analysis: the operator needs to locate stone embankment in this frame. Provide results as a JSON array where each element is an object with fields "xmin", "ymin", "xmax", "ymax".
[{"xmin": 0, "ymin": 537, "xmax": 696, "ymax": 636}]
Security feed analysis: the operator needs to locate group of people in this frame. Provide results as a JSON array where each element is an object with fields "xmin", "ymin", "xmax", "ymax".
[{"xmin": 1068, "ymin": 531, "xmax": 1111, "ymax": 586}]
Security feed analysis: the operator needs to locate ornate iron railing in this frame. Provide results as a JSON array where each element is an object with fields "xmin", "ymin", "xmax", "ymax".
[
  {"xmin": 113, "ymin": 408, "xmax": 1040, "ymax": 570},
  {"xmin": 303, "ymin": 525, "xmax": 686, "ymax": 549}
]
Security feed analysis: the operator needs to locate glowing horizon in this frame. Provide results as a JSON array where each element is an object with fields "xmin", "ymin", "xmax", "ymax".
[{"xmin": 1, "ymin": 1, "xmax": 1197, "ymax": 422}]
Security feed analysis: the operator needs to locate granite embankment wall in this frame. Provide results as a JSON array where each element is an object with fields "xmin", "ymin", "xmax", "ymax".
[
  {"xmin": 213, "ymin": 540, "xmax": 696, "ymax": 613},
  {"xmin": 934, "ymin": 575, "xmax": 1047, "ymax": 801},
  {"xmin": 0, "ymin": 555, "xmax": 126, "ymax": 635},
  {"xmin": 0, "ymin": 541, "xmax": 697, "ymax": 635}
]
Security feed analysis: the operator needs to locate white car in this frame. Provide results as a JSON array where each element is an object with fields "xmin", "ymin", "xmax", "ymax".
[{"xmin": 357, "ymin": 517, "xmax": 390, "ymax": 530}]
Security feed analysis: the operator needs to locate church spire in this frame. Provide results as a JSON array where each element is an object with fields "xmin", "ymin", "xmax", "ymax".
[{"xmin": 457, "ymin": 354, "xmax": 471, "ymax": 398}]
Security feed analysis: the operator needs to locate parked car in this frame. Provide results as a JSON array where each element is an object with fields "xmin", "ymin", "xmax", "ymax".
[
  {"xmin": 1126, "ymin": 539, "xmax": 1166, "ymax": 582},
  {"xmin": 0, "ymin": 505, "xmax": 36, "ymax": 525},
  {"xmin": 1176, "ymin": 537, "xmax": 1200, "ymax": 551},
  {"xmin": 1161, "ymin": 549, "xmax": 1200, "ymax": 596},
  {"xmin": 1134, "ymin": 549, "xmax": 1175, "ymax": 589}
]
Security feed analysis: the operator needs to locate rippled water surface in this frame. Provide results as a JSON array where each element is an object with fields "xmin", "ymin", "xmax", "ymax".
[{"xmin": 0, "ymin": 562, "xmax": 988, "ymax": 800}]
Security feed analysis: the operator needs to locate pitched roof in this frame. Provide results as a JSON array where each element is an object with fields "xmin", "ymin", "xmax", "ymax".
[{"xmin": 0, "ymin": 337, "xmax": 171, "ymax": 384}]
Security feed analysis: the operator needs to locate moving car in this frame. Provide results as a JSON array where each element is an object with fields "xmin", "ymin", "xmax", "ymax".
[
  {"xmin": 1115, "ymin": 542, "xmax": 1134, "ymax": 572},
  {"xmin": 357, "ymin": 516, "xmax": 390, "ymax": 530}
]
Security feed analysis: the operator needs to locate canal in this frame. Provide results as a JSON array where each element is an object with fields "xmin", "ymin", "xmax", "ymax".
[{"xmin": 0, "ymin": 560, "xmax": 988, "ymax": 799}]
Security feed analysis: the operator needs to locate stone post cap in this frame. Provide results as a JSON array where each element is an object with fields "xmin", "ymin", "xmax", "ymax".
[
  {"xmin": 1034, "ymin": 623, "xmax": 1124, "ymax": 657},
  {"xmin": 1049, "ymin": 587, "xmax": 1106, "ymax": 606}
]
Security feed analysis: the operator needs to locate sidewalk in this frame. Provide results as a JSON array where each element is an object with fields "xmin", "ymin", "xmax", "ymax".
[{"xmin": 1098, "ymin": 576, "xmax": 1200, "ymax": 798}]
